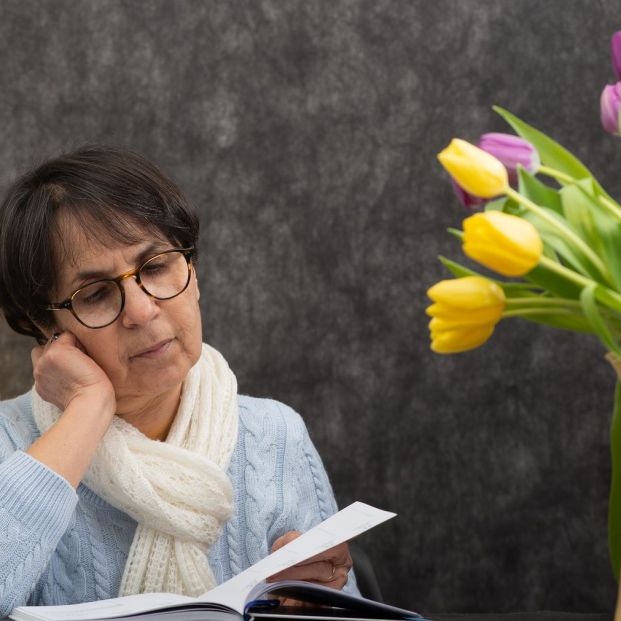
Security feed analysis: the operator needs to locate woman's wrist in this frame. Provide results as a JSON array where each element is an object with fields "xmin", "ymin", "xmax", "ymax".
[
  {"xmin": 27, "ymin": 389, "xmax": 117, "ymax": 488},
  {"xmin": 65, "ymin": 384, "xmax": 116, "ymax": 422}
]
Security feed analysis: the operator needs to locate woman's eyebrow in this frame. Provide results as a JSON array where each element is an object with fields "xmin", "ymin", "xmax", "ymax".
[{"xmin": 68, "ymin": 242, "xmax": 171, "ymax": 288}]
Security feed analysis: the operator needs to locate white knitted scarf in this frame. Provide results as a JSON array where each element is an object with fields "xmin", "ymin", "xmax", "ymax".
[{"xmin": 32, "ymin": 342, "xmax": 239, "ymax": 597}]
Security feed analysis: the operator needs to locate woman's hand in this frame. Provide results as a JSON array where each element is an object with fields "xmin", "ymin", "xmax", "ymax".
[
  {"xmin": 28, "ymin": 331, "xmax": 117, "ymax": 487},
  {"xmin": 31, "ymin": 331, "xmax": 115, "ymax": 412},
  {"xmin": 266, "ymin": 531, "xmax": 353, "ymax": 606}
]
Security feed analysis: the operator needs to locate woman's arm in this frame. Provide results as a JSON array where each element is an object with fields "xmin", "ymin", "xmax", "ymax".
[
  {"xmin": 27, "ymin": 331, "xmax": 116, "ymax": 488},
  {"xmin": 0, "ymin": 415, "xmax": 78, "ymax": 616},
  {"xmin": 0, "ymin": 331, "xmax": 115, "ymax": 615}
]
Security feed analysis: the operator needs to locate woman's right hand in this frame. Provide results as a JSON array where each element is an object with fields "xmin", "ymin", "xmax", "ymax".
[
  {"xmin": 28, "ymin": 331, "xmax": 117, "ymax": 488},
  {"xmin": 31, "ymin": 331, "xmax": 115, "ymax": 414}
]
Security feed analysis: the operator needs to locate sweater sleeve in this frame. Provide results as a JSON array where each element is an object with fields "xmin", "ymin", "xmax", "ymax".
[
  {"xmin": 267, "ymin": 401, "xmax": 360, "ymax": 597},
  {"xmin": 0, "ymin": 412, "xmax": 78, "ymax": 616}
]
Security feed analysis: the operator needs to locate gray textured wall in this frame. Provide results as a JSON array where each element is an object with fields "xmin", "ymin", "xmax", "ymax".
[{"xmin": 1, "ymin": 0, "xmax": 620, "ymax": 613}]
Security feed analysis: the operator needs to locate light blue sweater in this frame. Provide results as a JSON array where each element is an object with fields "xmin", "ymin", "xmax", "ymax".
[{"xmin": 0, "ymin": 391, "xmax": 356, "ymax": 617}]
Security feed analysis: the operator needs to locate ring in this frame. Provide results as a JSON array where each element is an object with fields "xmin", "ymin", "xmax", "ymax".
[{"xmin": 326, "ymin": 561, "xmax": 337, "ymax": 582}]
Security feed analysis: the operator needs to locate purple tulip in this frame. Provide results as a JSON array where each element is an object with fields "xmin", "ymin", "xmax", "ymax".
[
  {"xmin": 450, "ymin": 177, "xmax": 487, "ymax": 211},
  {"xmin": 601, "ymin": 83, "xmax": 621, "ymax": 136},
  {"xmin": 478, "ymin": 133, "xmax": 540, "ymax": 184},
  {"xmin": 612, "ymin": 31, "xmax": 621, "ymax": 80}
]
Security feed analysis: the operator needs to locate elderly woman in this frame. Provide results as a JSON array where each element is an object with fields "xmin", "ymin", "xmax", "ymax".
[{"xmin": 0, "ymin": 146, "xmax": 355, "ymax": 616}]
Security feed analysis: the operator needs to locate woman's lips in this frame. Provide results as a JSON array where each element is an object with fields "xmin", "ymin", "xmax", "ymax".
[{"xmin": 132, "ymin": 339, "xmax": 173, "ymax": 359}]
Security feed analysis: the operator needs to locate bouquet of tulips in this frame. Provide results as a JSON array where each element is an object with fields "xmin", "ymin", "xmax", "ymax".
[{"xmin": 427, "ymin": 31, "xmax": 621, "ymax": 579}]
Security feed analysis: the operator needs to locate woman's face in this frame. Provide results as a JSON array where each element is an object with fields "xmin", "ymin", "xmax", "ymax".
[{"xmin": 49, "ymin": 214, "xmax": 203, "ymax": 405}]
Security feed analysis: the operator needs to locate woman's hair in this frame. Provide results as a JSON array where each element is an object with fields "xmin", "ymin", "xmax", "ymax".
[{"xmin": 0, "ymin": 145, "xmax": 200, "ymax": 343}]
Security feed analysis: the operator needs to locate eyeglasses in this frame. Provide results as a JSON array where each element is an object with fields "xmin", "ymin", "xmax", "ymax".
[{"xmin": 46, "ymin": 248, "xmax": 194, "ymax": 329}]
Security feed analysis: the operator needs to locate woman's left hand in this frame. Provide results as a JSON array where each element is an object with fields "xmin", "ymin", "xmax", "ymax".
[{"xmin": 266, "ymin": 531, "xmax": 353, "ymax": 599}]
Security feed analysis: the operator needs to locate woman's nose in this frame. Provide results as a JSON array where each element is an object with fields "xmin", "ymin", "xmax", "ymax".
[{"xmin": 119, "ymin": 276, "xmax": 159, "ymax": 327}]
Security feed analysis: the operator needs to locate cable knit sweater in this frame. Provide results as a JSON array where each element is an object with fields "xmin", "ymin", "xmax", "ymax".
[{"xmin": 0, "ymin": 391, "xmax": 357, "ymax": 617}]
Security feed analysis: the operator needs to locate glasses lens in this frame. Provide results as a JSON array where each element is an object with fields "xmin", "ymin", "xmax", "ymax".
[
  {"xmin": 139, "ymin": 251, "xmax": 191, "ymax": 300},
  {"xmin": 72, "ymin": 280, "xmax": 123, "ymax": 328}
]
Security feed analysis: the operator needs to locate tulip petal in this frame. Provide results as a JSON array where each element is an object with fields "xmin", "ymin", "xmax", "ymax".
[
  {"xmin": 601, "ymin": 83, "xmax": 621, "ymax": 136},
  {"xmin": 426, "ymin": 276, "xmax": 505, "ymax": 310},
  {"xmin": 464, "ymin": 212, "xmax": 542, "ymax": 259},
  {"xmin": 450, "ymin": 177, "xmax": 487, "ymax": 210},
  {"xmin": 462, "ymin": 211, "xmax": 542, "ymax": 276},
  {"xmin": 426, "ymin": 303, "xmax": 504, "ymax": 325},
  {"xmin": 478, "ymin": 133, "xmax": 540, "ymax": 174},
  {"xmin": 430, "ymin": 323, "xmax": 495, "ymax": 354},
  {"xmin": 463, "ymin": 243, "xmax": 538, "ymax": 277},
  {"xmin": 429, "ymin": 314, "xmax": 500, "ymax": 331},
  {"xmin": 437, "ymin": 139, "xmax": 509, "ymax": 198}
]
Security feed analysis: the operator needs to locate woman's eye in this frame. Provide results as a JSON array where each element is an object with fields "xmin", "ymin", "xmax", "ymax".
[
  {"xmin": 81, "ymin": 285, "xmax": 113, "ymax": 305},
  {"xmin": 142, "ymin": 260, "xmax": 169, "ymax": 275}
]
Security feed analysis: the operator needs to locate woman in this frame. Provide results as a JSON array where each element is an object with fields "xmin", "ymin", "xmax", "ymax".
[{"xmin": 0, "ymin": 146, "xmax": 355, "ymax": 616}]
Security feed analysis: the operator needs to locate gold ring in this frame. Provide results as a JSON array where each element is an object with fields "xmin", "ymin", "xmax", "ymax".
[{"xmin": 326, "ymin": 561, "xmax": 337, "ymax": 581}]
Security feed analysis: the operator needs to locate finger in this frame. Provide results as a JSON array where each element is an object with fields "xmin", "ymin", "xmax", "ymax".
[
  {"xmin": 268, "ymin": 559, "xmax": 335, "ymax": 583},
  {"xmin": 295, "ymin": 542, "xmax": 351, "ymax": 567},
  {"xmin": 271, "ymin": 531, "xmax": 301, "ymax": 553},
  {"xmin": 269, "ymin": 566, "xmax": 350, "ymax": 590},
  {"xmin": 277, "ymin": 597, "xmax": 315, "ymax": 608},
  {"xmin": 46, "ymin": 330, "xmax": 86, "ymax": 354},
  {"xmin": 269, "ymin": 558, "xmax": 351, "ymax": 588}
]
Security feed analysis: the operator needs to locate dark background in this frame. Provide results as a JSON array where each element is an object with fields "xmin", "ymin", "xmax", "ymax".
[{"xmin": 1, "ymin": 0, "xmax": 620, "ymax": 614}]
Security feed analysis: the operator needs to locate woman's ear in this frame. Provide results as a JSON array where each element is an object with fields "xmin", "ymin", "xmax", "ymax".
[{"xmin": 192, "ymin": 269, "xmax": 200, "ymax": 301}]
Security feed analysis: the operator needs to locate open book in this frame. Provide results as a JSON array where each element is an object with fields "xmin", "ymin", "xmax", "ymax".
[{"xmin": 10, "ymin": 503, "xmax": 421, "ymax": 621}]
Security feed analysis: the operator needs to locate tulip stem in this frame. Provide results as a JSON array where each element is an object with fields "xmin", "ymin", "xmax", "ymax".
[
  {"xmin": 538, "ymin": 165, "xmax": 621, "ymax": 222},
  {"xmin": 538, "ymin": 255, "xmax": 621, "ymax": 313},
  {"xmin": 538, "ymin": 165, "xmax": 574, "ymax": 185},
  {"xmin": 502, "ymin": 308, "xmax": 584, "ymax": 318},
  {"xmin": 506, "ymin": 187, "xmax": 612, "ymax": 284},
  {"xmin": 538, "ymin": 255, "xmax": 590, "ymax": 287},
  {"xmin": 600, "ymin": 195, "xmax": 621, "ymax": 221},
  {"xmin": 504, "ymin": 297, "xmax": 581, "ymax": 309}
]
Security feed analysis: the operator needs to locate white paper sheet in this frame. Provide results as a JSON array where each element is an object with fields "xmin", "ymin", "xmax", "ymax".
[
  {"xmin": 10, "ymin": 593, "xmax": 194, "ymax": 621},
  {"xmin": 201, "ymin": 501, "xmax": 396, "ymax": 613}
]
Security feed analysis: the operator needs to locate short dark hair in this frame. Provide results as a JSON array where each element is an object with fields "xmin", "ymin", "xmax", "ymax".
[{"xmin": 0, "ymin": 145, "xmax": 200, "ymax": 344}]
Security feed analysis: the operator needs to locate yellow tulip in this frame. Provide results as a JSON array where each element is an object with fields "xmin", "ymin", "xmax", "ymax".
[
  {"xmin": 437, "ymin": 139, "xmax": 508, "ymax": 198},
  {"xmin": 430, "ymin": 324, "xmax": 496, "ymax": 354},
  {"xmin": 426, "ymin": 276, "xmax": 505, "ymax": 354},
  {"xmin": 462, "ymin": 210, "xmax": 543, "ymax": 277}
]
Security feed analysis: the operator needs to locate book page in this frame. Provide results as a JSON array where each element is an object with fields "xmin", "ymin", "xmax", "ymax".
[
  {"xmin": 202, "ymin": 502, "xmax": 396, "ymax": 614},
  {"xmin": 10, "ymin": 593, "xmax": 195, "ymax": 621}
]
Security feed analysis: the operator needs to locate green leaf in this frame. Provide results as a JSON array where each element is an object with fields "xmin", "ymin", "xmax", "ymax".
[
  {"xmin": 447, "ymin": 227, "xmax": 463, "ymax": 241},
  {"xmin": 563, "ymin": 180, "xmax": 621, "ymax": 291},
  {"xmin": 518, "ymin": 206, "xmax": 607, "ymax": 284},
  {"xmin": 484, "ymin": 196, "xmax": 522, "ymax": 215},
  {"xmin": 560, "ymin": 183, "xmax": 605, "ymax": 257},
  {"xmin": 437, "ymin": 256, "xmax": 480, "ymax": 279},
  {"xmin": 438, "ymin": 256, "xmax": 543, "ymax": 297},
  {"xmin": 483, "ymin": 197, "xmax": 508, "ymax": 212},
  {"xmin": 518, "ymin": 168, "xmax": 563, "ymax": 215},
  {"xmin": 579, "ymin": 284, "xmax": 621, "ymax": 355},
  {"xmin": 493, "ymin": 106, "xmax": 600, "ymax": 186},
  {"xmin": 524, "ymin": 262, "xmax": 583, "ymax": 300},
  {"xmin": 503, "ymin": 285, "xmax": 547, "ymax": 297},
  {"xmin": 512, "ymin": 311, "xmax": 593, "ymax": 334}
]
